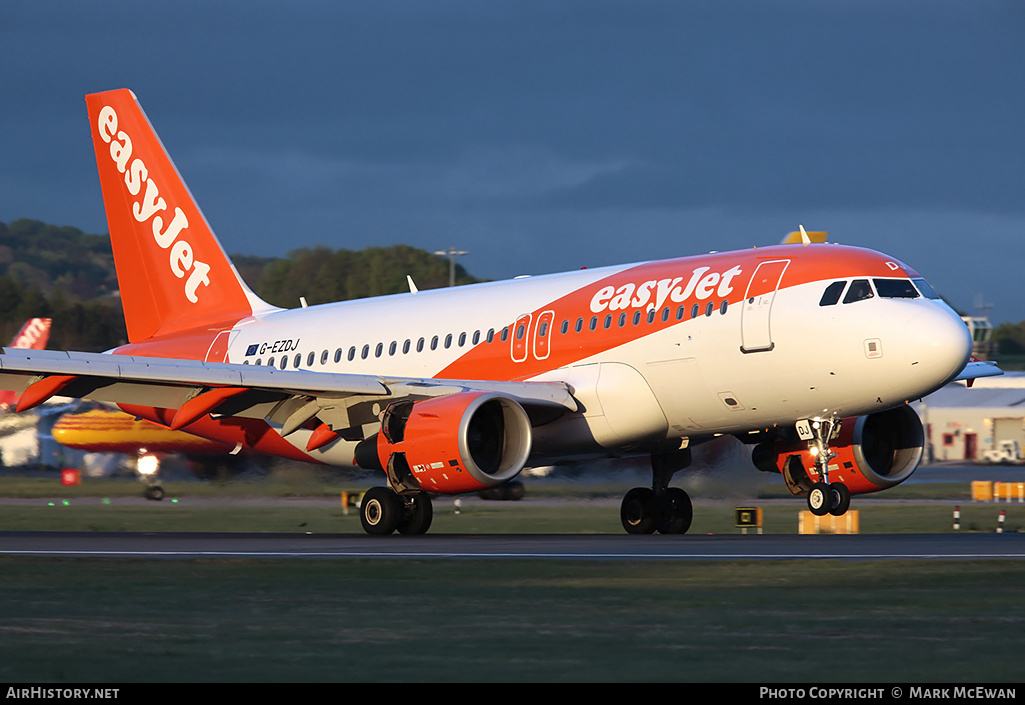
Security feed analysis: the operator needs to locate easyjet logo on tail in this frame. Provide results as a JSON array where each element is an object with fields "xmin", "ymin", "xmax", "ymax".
[{"xmin": 96, "ymin": 105, "xmax": 211, "ymax": 303}]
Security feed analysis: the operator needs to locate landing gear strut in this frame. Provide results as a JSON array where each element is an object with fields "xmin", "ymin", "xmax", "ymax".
[
  {"xmin": 620, "ymin": 449, "xmax": 693, "ymax": 534},
  {"xmin": 800, "ymin": 418, "xmax": 851, "ymax": 517},
  {"xmin": 359, "ymin": 486, "xmax": 434, "ymax": 535}
]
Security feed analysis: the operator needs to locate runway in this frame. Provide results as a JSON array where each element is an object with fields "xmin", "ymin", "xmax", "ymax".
[{"xmin": 0, "ymin": 530, "xmax": 1022, "ymax": 560}]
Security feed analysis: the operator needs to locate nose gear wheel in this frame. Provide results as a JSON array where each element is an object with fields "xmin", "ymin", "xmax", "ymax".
[{"xmin": 800, "ymin": 417, "xmax": 852, "ymax": 517}]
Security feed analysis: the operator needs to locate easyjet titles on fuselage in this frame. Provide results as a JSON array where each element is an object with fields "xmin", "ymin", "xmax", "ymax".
[
  {"xmin": 95, "ymin": 105, "xmax": 212, "ymax": 304},
  {"xmin": 589, "ymin": 264, "xmax": 744, "ymax": 314}
]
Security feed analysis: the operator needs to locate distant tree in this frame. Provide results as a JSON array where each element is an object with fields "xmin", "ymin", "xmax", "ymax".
[
  {"xmin": 0, "ymin": 219, "xmax": 481, "ymax": 348},
  {"xmin": 992, "ymin": 321, "xmax": 1025, "ymax": 355}
]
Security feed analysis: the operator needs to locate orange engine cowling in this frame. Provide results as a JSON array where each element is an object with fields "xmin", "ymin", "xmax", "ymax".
[
  {"xmin": 367, "ymin": 392, "xmax": 533, "ymax": 494},
  {"xmin": 752, "ymin": 405, "xmax": 924, "ymax": 496}
]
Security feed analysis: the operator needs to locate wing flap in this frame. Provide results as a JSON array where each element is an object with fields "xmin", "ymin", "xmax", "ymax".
[{"xmin": 0, "ymin": 348, "xmax": 577, "ymax": 436}]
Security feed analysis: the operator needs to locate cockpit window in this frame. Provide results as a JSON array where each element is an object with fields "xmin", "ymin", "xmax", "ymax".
[
  {"xmin": 912, "ymin": 277, "xmax": 941, "ymax": 300},
  {"xmin": 819, "ymin": 281, "xmax": 846, "ymax": 306},
  {"xmin": 842, "ymin": 279, "xmax": 874, "ymax": 304},
  {"xmin": 873, "ymin": 278, "xmax": 920, "ymax": 299}
]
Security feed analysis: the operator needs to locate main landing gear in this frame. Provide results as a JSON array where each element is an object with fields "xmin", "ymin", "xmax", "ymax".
[
  {"xmin": 620, "ymin": 449, "xmax": 694, "ymax": 534},
  {"xmin": 359, "ymin": 486, "xmax": 434, "ymax": 535},
  {"xmin": 799, "ymin": 418, "xmax": 851, "ymax": 517}
]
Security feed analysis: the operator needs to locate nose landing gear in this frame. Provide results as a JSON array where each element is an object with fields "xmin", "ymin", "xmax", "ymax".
[{"xmin": 799, "ymin": 417, "xmax": 851, "ymax": 517}]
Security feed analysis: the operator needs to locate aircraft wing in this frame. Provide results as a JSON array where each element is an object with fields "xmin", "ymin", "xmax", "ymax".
[
  {"xmin": 0, "ymin": 347, "xmax": 578, "ymax": 440},
  {"xmin": 952, "ymin": 357, "xmax": 1003, "ymax": 387}
]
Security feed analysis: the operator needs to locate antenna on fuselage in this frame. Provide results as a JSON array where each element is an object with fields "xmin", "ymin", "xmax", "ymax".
[{"xmin": 799, "ymin": 225, "xmax": 811, "ymax": 246}]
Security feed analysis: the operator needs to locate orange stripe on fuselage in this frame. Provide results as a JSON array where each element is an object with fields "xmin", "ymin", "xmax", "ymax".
[{"xmin": 435, "ymin": 244, "xmax": 917, "ymax": 381}]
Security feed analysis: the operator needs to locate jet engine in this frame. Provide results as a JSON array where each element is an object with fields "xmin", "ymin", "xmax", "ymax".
[
  {"xmin": 752, "ymin": 405, "xmax": 924, "ymax": 496},
  {"xmin": 356, "ymin": 391, "xmax": 533, "ymax": 494}
]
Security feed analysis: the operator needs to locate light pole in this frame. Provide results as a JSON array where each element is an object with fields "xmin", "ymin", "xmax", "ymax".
[{"xmin": 434, "ymin": 247, "xmax": 468, "ymax": 287}]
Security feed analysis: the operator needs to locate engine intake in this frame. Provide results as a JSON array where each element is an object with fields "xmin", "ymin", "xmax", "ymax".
[
  {"xmin": 753, "ymin": 405, "xmax": 924, "ymax": 496},
  {"xmin": 366, "ymin": 392, "xmax": 532, "ymax": 494}
]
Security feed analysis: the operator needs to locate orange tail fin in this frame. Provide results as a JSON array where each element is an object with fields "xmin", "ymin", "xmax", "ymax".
[{"xmin": 84, "ymin": 89, "xmax": 275, "ymax": 343}]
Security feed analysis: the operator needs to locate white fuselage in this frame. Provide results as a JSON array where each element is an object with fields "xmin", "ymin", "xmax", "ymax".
[{"xmin": 213, "ymin": 245, "xmax": 972, "ymax": 467}]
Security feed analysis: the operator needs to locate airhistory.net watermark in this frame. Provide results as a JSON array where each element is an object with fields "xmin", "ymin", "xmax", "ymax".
[{"xmin": 6, "ymin": 688, "xmax": 118, "ymax": 699}]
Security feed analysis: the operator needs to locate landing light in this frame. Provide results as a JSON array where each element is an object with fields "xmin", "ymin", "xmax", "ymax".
[{"xmin": 138, "ymin": 454, "xmax": 159, "ymax": 476}]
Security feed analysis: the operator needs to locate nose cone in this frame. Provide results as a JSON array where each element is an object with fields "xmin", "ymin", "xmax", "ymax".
[{"xmin": 903, "ymin": 302, "xmax": 972, "ymax": 394}]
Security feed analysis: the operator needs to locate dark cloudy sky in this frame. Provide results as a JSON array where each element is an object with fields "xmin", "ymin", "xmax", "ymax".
[{"xmin": 2, "ymin": 1, "xmax": 1024, "ymax": 324}]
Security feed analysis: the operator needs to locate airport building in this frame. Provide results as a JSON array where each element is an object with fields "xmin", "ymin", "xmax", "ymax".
[
  {"xmin": 911, "ymin": 313, "xmax": 1025, "ymax": 465},
  {"xmin": 916, "ymin": 372, "xmax": 1025, "ymax": 464}
]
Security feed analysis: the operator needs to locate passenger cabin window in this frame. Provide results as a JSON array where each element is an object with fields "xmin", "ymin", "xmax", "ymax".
[
  {"xmin": 874, "ymin": 279, "xmax": 920, "ymax": 299},
  {"xmin": 842, "ymin": 279, "xmax": 874, "ymax": 304},
  {"xmin": 819, "ymin": 281, "xmax": 846, "ymax": 306}
]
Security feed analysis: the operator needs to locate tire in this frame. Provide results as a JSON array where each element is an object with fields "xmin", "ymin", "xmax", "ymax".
[
  {"xmin": 828, "ymin": 482, "xmax": 851, "ymax": 516},
  {"xmin": 657, "ymin": 487, "xmax": 693, "ymax": 535},
  {"xmin": 397, "ymin": 493, "xmax": 434, "ymax": 535},
  {"xmin": 807, "ymin": 482, "xmax": 831, "ymax": 516},
  {"xmin": 621, "ymin": 487, "xmax": 657, "ymax": 534},
  {"xmin": 360, "ymin": 486, "xmax": 402, "ymax": 535}
]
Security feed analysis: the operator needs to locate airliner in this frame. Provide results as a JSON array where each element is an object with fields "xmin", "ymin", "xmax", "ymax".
[
  {"xmin": 0, "ymin": 89, "xmax": 998, "ymax": 535},
  {"xmin": 51, "ymin": 406, "xmax": 241, "ymax": 499}
]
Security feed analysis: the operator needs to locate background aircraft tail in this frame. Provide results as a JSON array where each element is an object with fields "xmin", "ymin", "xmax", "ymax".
[
  {"xmin": 0, "ymin": 318, "xmax": 51, "ymax": 409},
  {"xmin": 84, "ymin": 89, "xmax": 276, "ymax": 343}
]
